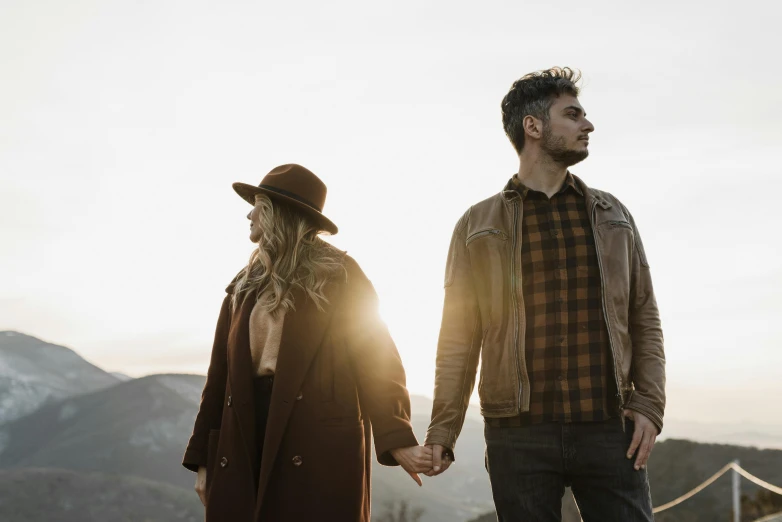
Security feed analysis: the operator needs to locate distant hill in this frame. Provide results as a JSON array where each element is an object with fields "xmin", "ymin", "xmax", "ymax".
[
  {"xmin": 2, "ymin": 332, "xmax": 781, "ymax": 522},
  {"xmin": 650, "ymin": 440, "xmax": 782, "ymax": 522},
  {"xmin": 0, "ymin": 468, "xmax": 202, "ymax": 522},
  {"xmin": 0, "ymin": 373, "xmax": 205, "ymax": 491},
  {"xmin": 110, "ymin": 371, "xmax": 132, "ymax": 381},
  {"xmin": 0, "ymin": 372, "xmax": 485, "ymax": 522},
  {"xmin": 0, "ymin": 331, "xmax": 119, "ymax": 425},
  {"xmin": 662, "ymin": 418, "xmax": 782, "ymax": 451}
]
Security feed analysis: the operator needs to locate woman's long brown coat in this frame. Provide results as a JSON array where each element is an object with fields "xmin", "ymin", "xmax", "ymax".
[{"xmin": 182, "ymin": 256, "xmax": 418, "ymax": 521}]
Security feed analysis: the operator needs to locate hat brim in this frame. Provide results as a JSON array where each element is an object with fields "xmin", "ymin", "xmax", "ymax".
[{"xmin": 232, "ymin": 182, "xmax": 339, "ymax": 235}]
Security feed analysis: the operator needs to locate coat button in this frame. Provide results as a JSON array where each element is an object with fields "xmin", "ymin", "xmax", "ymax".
[
  {"xmin": 292, "ymin": 456, "xmax": 303, "ymax": 467},
  {"xmin": 220, "ymin": 457, "xmax": 228, "ymax": 468},
  {"xmin": 227, "ymin": 395, "xmax": 232, "ymax": 406},
  {"xmin": 296, "ymin": 392, "xmax": 303, "ymax": 401}
]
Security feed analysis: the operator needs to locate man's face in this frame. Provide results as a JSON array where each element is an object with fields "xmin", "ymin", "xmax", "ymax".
[{"xmin": 540, "ymin": 94, "xmax": 595, "ymax": 167}]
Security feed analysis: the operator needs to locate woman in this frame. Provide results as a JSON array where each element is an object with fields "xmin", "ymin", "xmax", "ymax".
[{"xmin": 182, "ymin": 164, "xmax": 431, "ymax": 521}]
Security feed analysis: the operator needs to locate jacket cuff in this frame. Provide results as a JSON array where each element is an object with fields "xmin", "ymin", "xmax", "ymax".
[
  {"xmin": 423, "ymin": 428, "xmax": 456, "ymax": 460},
  {"xmin": 374, "ymin": 428, "xmax": 419, "ymax": 467},
  {"xmin": 182, "ymin": 447, "xmax": 207, "ymax": 473},
  {"xmin": 625, "ymin": 395, "xmax": 664, "ymax": 434}
]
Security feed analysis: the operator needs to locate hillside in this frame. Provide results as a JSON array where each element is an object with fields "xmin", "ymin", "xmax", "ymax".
[
  {"xmin": 0, "ymin": 331, "xmax": 119, "ymax": 424},
  {"xmin": 1, "ymin": 333, "xmax": 780, "ymax": 522},
  {"xmin": 0, "ymin": 373, "xmax": 205, "ymax": 491},
  {"xmin": 0, "ymin": 371, "xmax": 490, "ymax": 521},
  {"xmin": 651, "ymin": 440, "xmax": 782, "ymax": 522},
  {"xmin": 0, "ymin": 468, "xmax": 202, "ymax": 522}
]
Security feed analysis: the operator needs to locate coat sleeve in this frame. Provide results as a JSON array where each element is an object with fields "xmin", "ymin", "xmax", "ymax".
[
  {"xmin": 423, "ymin": 210, "xmax": 481, "ymax": 459},
  {"xmin": 621, "ymin": 204, "xmax": 666, "ymax": 433},
  {"xmin": 341, "ymin": 257, "xmax": 418, "ymax": 466},
  {"xmin": 182, "ymin": 293, "xmax": 232, "ymax": 472}
]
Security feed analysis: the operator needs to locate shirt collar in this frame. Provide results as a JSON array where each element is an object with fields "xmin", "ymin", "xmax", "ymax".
[{"xmin": 507, "ymin": 171, "xmax": 584, "ymax": 199}]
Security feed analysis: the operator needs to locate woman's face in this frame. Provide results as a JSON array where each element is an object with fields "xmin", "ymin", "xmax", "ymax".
[{"xmin": 247, "ymin": 201, "xmax": 263, "ymax": 243}]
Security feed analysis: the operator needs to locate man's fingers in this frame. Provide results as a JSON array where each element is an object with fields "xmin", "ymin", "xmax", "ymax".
[
  {"xmin": 627, "ymin": 426, "xmax": 642, "ymax": 460},
  {"xmin": 407, "ymin": 470, "xmax": 423, "ymax": 487},
  {"xmin": 430, "ymin": 454, "xmax": 452, "ymax": 476},
  {"xmin": 635, "ymin": 433, "xmax": 656, "ymax": 470},
  {"xmin": 634, "ymin": 434, "xmax": 649, "ymax": 470},
  {"xmin": 431, "ymin": 445, "xmax": 443, "ymax": 472}
]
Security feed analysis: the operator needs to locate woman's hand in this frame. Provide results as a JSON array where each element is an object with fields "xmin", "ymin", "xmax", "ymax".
[
  {"xmin": 389, "ymin": 445, "xmax": 433, "ymax": 487},
  {"xmin": 194, "ymin": 466, "xmax": 207, "ymax": 506}
]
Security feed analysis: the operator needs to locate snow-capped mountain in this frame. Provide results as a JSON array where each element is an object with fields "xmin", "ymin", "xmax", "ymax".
[{"xmin": 0, "ymin": 331, "xmax": 119, "ymax": 425}]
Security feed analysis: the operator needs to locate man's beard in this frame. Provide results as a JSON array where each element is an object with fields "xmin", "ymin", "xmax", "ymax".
[{"xmin": 541, "ymin": 124, "xmax": 589, "ymax": 167}]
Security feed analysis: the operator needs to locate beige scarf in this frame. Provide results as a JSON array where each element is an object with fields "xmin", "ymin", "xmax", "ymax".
[{"xmin": 248, "ymin": 300, "xmax": 286, "ymax": 376}]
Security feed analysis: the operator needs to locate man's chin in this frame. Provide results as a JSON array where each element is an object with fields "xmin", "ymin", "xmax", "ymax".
[{"xmin": 554, "ymin": 149, "xmax": 589, "ymax": 167}]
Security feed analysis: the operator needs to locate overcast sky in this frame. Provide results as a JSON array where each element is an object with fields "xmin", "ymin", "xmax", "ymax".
[{"xmin": 1, "ymin": 0, "xmax": 780, "ymax": 426}]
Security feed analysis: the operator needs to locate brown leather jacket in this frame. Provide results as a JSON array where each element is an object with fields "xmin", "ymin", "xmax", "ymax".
[{"xmin": 425, "ymin": 175, "xmax": 665, "ymax": 453}]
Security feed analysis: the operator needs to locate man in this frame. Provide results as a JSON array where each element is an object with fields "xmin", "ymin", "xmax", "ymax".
[{"xmin": 424, "ymin": 67, "xmax": 665, "ymax": 521}]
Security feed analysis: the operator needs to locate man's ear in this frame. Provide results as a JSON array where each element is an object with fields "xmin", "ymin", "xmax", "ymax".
[{"xmin": 523, "ymin": 115, "xmax": 542, "ymax": 140}]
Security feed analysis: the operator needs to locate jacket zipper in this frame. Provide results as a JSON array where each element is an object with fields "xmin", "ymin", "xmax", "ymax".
[
  {"xmin": 510, "ymin": 199, "xmax": 524, "ymax": 413},
  {"xmin": 590, "ymin": 200, "xmax": 624, "ymax": 413},
  {"xmin": 606, "ymin": 220, "xmax": 632, "ymax": 230}
]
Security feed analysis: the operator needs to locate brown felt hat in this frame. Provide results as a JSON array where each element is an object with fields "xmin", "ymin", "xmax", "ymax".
[{"xmin": 232, "ymin": 164, "xmax": 338, "ymax": 235}]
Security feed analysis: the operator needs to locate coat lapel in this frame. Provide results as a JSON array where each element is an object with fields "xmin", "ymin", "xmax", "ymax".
[
  {"xmin": 256, "ymin": 284, "xmax": 341, "ymax": 511},
  {"xmin": 227, "ymin": 288, "xmax": 261, "ymax": 472}
]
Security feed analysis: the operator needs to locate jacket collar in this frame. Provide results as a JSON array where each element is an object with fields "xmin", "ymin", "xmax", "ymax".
[{"xmin": 501, "ymin": 172, "xmax": 612, "ymax": 210}]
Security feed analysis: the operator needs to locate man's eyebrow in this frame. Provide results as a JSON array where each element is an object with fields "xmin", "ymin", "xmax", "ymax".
[{"xmin": 564, "ymin": 105, "xmax": 585, "ymax": 116}]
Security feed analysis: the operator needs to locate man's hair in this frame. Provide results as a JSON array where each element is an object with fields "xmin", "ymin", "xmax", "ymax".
[{"xmin": 501, "ymin": 67, "xmax": 582, "ymax": 154}]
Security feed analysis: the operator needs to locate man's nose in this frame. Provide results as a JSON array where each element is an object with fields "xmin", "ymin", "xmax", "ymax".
[
  {"xmin": 583, "ymin": 118, "xmax": 595, "ymax": 133},
  {"xmin": 247, "ymin": 211, "xmax": 252, "ymax": 220}
]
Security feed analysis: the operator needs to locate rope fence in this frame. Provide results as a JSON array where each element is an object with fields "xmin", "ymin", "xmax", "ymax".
[
  {"xmin": 752, "ymin": 511, "xmax": 782, "ymax": 522},
  {"xmin": 653, "ymin": 462, "xmax": 782, "ymax": 515}
]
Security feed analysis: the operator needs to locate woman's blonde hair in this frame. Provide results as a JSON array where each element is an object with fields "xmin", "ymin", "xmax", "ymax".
[{"xmin": 232, "ymin": 194, "xmax": 346, "ymax": 314}]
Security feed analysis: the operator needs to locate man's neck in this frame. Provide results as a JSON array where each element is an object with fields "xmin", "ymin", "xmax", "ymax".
[{"xmin": 516, "ymin": 154, "xmax": 568, "ymax": 198}]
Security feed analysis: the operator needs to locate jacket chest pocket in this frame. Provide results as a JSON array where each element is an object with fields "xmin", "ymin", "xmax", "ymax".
[
  {"xmin": 466, "ymin": 228, "xmax": 510, "ymax": 273},
  {"xmin": 595, "ymin": 220, "xmax": 634, "ymax": 302},
  {"xmin": 466, "ymin": 228, "xmax": 512, "ymax": 328},
  {"xmin": 596, "ymin": 220, "xmax": 635, "ymax": 262},
  {"xmin": 466, "ymin": 228, "xmax": 508, "ymax": 245}
]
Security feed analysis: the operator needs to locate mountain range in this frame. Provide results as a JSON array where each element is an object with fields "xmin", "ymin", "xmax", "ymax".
[
  {"xmin": 1, "ymin": 331, "xmax": 781, "ymax": 522},
  {"xmin": 0, "ymin": 331, "xmax": 119, "ymax": 425}
]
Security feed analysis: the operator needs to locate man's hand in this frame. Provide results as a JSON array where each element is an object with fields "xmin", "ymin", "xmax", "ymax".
[
  {"xmin": 623, "ymin": 409, "xmax": 658, "ymax": 471},
  {"xmin": 423, "ymin": 444, "xmax": 453, "ymax": 477},
  {"xmin": 390, "ymin": 445, "xmax": 433, "ymax": 487},
  {"xmin": 194, "ymin": 466, "xmax": 207, "ymax": 506}
]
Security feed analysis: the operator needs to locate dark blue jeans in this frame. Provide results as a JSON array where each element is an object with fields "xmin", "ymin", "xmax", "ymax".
[{"xmin": 484, "ymin": 417, "xmax": 654, "ymax": 522}]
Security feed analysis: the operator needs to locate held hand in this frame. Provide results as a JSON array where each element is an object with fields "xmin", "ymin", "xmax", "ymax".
[
  {"xmin": 424, "ymin": 444, "xmax": 453, "ymax": 477},
  {"xmin": 389, "ymin": 445, "xmax": 433, "ymax": 487},
  {"xmin": 194, "ymin": 466, "xmax": 207, "ymax": 506},
  {"xmin": 623, "ymin": 409, "xmax": 658, "ymax": 471}
]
